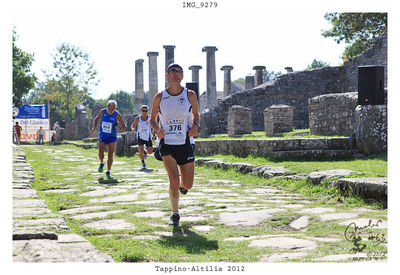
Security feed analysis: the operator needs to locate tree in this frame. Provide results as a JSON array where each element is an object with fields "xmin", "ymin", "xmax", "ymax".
[
  {"xmin": 12, "ymin": 28, "xmax": 37, "ymax": 107},
  {"xmin": 43, "ymin": 42, "xmax": 99, "ymax": 122},
  {"xmin": 322, "ymin": 13, "xmax": 387, "ymax": 60},
  {"xmin": 305, "ymin": 59, "xmax": 330, "ymax": 70},
  {"xmin": 107, "ymin": 90, "xmax": 134, "ymax": 114},
  {"xmin": 262, "ymin": 70, "xmax": 282, "ymax": 82}
]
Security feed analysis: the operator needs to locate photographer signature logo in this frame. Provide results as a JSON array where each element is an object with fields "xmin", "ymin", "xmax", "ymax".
[{"xmin": 344, "ymin": 219, "xmax": 387, "ymax": 256}]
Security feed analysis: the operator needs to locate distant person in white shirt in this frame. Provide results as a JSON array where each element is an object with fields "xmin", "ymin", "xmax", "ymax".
[{"xmin": 131, "ymin": 105, "xmax": 153, "ymax": 169}]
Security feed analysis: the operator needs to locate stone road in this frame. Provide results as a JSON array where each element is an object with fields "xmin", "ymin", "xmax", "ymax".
[{"xmin": 12, "ymin": 144, "xmax": 387, "ymax": 262}]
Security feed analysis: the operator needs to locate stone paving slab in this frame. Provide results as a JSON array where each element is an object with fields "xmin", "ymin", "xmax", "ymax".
[
  {"xmin": 319, "ymin": 212, "xmax": 359, "ymax": 221},
  {"xmin": 13, "ymin": 199, "xmax": 47, "ymax": 208},
  {"xmin": 13, "ymin": 189, "xmax": 38, "ymax": 198},
  {"xmin": 88, "ymin": 194, "xmax": 138, "ymax": 203},
  {"xmin": 79, "ymin": 188, "xmax": 128, "ymax": 197},
  {"xmin": 13, "ymin": 217, "xmax": 69, "ymax": 230},
  {"xmin": 249, "ymin": 237, "xmax": 317, "ymax": 251},
  {"xmin": 260, "ymin": 252, "xmax": 308, "ymax": 262},
  {"xmin": 83, "ymin": 219, "xmax": 136, "ymax": 230},
  {"xmin": 42, "ymin": 189, "xmax": 78, "ymax": 193},
  {"xmin": 59, "ymin": 205, "xmax": 114, "ymax": 215},
  {"xmin": 71, "ymin": 209, "xmax": 126, "ymax": 220},
  {"xmin": 13, "ymin": 208, "xmax": 53, "ymax": 218},
  {"xmin": 133, "ymin": 211, "xmax": 166, "ymax": 218},
  {"xmin": 219, "ymin": 209, "xmax": 285, "ymax": 226},
  {"xmin": 13, "ymin": 239, "xmax": 114, "ymax": 262},
  {"xmin": 289, "ymin": 216, "xmax": 309, "ymax": 230}
]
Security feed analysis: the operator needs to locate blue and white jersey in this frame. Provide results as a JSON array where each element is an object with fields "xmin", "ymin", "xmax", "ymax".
[
  {"xmin": 159, "ymin": 88, "xmax": 192, "ymax": 145},
  {"xmin": 137, "ymin": 116, "xmax": 152, "ymax": 141},
  {"xmin": 99, "ymin": 109, "xmax": 118, "ymax": 139}
]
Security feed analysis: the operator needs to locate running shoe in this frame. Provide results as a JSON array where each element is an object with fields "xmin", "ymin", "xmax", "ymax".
[
  {"xmin": 142, "ymin": 163, "xmax": 146, "ymax": 169},
  {"xmin": 98, "ymin": 163, "xmax": 104, "ymax": 172},
  {"xmin": 105, "ymin": 171, "xmax": 112, "ymax": 179},
  {"xmin": 168, "ymin": 213, "xmax": 180, "ymax": 227},
  {"xmin": 179, "ymin": 186, "xmax": 188, "ymax": 195}
]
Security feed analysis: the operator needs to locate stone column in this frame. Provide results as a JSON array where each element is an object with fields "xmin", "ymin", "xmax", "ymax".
[
  {"xmin": 147, "ymin": 52, "xmax": 159, "ymax": 110},
  {"xmin": 253, "ymin": 66, "xmax": 266, "ymax": 86},
  {"xmin": 285, "ymin": 67, "xmax": 293, "ymax": 73},
  {"xmin": 163, "ymin": 45, "xmax": 175, "ymax": 88},
  {"xmin": 135, "ymin": 59, "xmax": 144, "ymax": 114},
  {"xmin": 189, "ymin": 65, "xmax": 202, "ymax": 84},
  {"xmin": 245, "ymin": 75, "xmax": 255, "ymax": 90},
  {"xmin": 202, "ymin": 46, "xmax": 218, "ymax": 109},
  {"xmin": 220, "ymin": 65, "xmax": 234, "ymax": 97}
]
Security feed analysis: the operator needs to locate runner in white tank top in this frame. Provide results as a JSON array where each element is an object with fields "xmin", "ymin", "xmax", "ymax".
[
  {"xmin": 150, "ymin": 63, "xmax": 200, "ymax": 227},
  {"xmin": 131, "ymin": 105, "xmax": 153, "ymax": 169}
]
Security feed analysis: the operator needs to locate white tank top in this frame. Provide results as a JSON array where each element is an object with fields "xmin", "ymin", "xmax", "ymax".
[
  {"xmin": 137, "ymin": 116, "xmax": 152, "ymax": 141},
  {"xmin": 159, "ymin": 88, "xmax": 192, "ymax": 145}
]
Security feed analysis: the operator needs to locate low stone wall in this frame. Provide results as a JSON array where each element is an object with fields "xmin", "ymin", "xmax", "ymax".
[
  {"xmin": 309, "ymin": 92, "xmax": 358, "ymax": 136},
  {"xmin": 194, "ymin": 137, "xmax": 351, "ymax": 157}
]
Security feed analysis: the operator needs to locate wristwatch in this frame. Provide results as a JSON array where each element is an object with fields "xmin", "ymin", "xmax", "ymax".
[{"xmin": 193, "ymin": 121, "xmax": 201, "ymax": 127}]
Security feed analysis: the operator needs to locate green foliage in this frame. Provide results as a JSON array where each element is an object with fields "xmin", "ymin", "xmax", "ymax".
[
  {"xmin": 322, "ymin": 12, "xmax": 387, "ymax": 60},
  {"xmin": 262, "ymin": 69, "xmax": 282, "ymax": 82},
  {"xmin": 305, "ymin": 59, "xmax": 330, "ymax": 70},
  {"xmin": 232, "ymin": 78, "xmax": 245, "ymax": 88},
  {"xmin": 40, "ymin": 42, "xmax": 100, "ymax": 122},
  {"xmin": 107, "ymin": 90, "xmax": 134, "ymax": 114},
  {"xmin": 12, "ymin": 28, "xmax": 37, "ymax": 107}
]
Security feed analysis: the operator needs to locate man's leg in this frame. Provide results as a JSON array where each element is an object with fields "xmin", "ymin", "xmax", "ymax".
[
  {"xmin": 98, "ymin": 141, "xmax": 106, "ymax": 163},
  {"xmin": 98, "ymin": 141, "xmax": 106, "ymax": 172},
  {"xmin": 162, "ymin": 155, "xmax": 180, "ymax": 213},
  {"xmin": 107, "ymin": 142, "xmax": 116, "ymax": 171},
  {"xmin": 179, "ymin": 162, "xmax": 195, "ymax": 190},
  {"xmin": 139, "ymin": 145, "xmax": 145, "ymax": 161}
]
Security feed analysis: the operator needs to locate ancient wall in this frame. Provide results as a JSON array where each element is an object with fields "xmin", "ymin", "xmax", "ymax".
[
  {"xmin": 309, "ymin": 92, "xmax": 358, "ymax": 136},
  {"xmin": 342, "ymin": 33, "xmax": 387, "ymax": 92},
  {"xmin": 199, "ymin": 34, "xmax": 387, "ymax": 136},
  {"xmin": 200, "ymin": 66, "xmax": 347, "ymax": 136}
]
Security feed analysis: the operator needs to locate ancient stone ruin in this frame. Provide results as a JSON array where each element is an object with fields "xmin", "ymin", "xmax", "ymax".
[{"xmin": 58, "ymin": 33, "xmax": 387, "ymax": 156}]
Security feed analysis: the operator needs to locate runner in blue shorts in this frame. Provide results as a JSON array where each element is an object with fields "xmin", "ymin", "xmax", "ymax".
[{"xmin": 90, "ymin": 100, "xmax": 126, "ymax": 179}]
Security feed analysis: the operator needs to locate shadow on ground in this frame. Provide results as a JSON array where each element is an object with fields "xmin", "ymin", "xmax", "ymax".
[{"xmin": 157, "ymin": 226, "xmax": 219, "ymax": 254}]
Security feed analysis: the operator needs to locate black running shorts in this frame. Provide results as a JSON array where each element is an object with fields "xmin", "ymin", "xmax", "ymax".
[
  {"xmin": 138, "ymin": 138, "xmax": 153, "ymax": 147},
  {"xmin": 159, "ymin": 139, "xmax": 195, "ymax": 166}
]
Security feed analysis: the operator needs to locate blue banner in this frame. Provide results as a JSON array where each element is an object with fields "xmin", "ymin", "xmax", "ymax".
[{"xmin": 14, "ymin": 104, "xmax": 48, "ymax": 119}]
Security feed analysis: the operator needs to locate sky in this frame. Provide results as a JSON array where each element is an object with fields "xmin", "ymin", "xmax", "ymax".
[{"xmin": 7, "ymin": 0, "xmax": 353, "ymax": 100}]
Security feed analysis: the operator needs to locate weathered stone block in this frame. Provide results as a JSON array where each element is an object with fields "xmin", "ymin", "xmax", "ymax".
[
  {"xmin": 227, "ymin": 105, "xmax": 252, "ymax": 137},
  {"xmin": 354, "ymin": 104, "xmax": 387, "ymax": 155},
  {"xmin": 264, "ymin": 104, "xmax": 293, "ymax": 136},
  {"xmin": 309, "ymin": 92, "xmax": 358, "ymax": 136}
]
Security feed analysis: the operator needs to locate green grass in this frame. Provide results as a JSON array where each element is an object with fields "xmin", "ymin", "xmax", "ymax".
[
  {"xmin": 197, "ymin": 129, "xmax": 347, "ymax": 140},
  {"xmin": 198, "ymin": 153, "xmax": 387, "ymax": 177},
  {"xmin": 19, "ymin": 144, "xmax": 387, "ymax": 262}
]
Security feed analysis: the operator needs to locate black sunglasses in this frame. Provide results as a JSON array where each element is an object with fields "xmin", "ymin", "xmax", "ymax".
[
  {"xmin": 168, "ymin": 68, "xmax": 183, "ymax": 73},
  {"xmin": 141, "ymin": 110, "xmax": 148, "ymax": 112}
]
